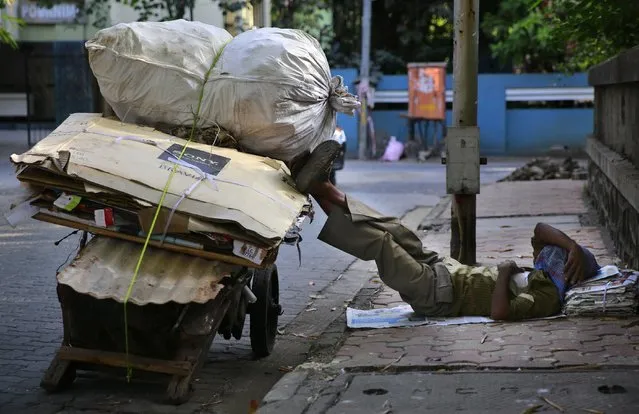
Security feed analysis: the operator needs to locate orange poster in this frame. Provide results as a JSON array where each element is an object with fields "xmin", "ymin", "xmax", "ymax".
[{"xmin": 408, "ymin": 62, "xmax": 447, "ymax": 120}]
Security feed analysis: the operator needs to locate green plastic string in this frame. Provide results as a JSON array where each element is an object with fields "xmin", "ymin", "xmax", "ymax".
[{"xmin": 123, "ymin": 44, "xmax": 226, "ymax": 382}]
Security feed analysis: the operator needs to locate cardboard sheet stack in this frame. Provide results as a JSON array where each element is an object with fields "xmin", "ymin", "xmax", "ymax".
[
  {"xmin": 564, "ymin": 266, "xmax": 639, "ymax": 316},
  {"xmin": 7, "ymin": 114, "xmax": 311, "ymax": 268}
]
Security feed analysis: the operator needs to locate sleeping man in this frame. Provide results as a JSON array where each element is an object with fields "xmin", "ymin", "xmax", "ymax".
[{"xmin": 292, "ymin": 140, "xmax": 600, "ymax": 320}]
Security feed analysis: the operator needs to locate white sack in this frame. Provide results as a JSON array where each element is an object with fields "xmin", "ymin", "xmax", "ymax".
[
  {"xmin": 87, "ymin": 22, "xmax": 359, "ymax": 162},
  {"xmin": 204, "ymin": 28, "xmax": 360, "ymax": 161},
  {"xmin": 85, "ymin": 19, "xmax": 233, "ymax": 127}
]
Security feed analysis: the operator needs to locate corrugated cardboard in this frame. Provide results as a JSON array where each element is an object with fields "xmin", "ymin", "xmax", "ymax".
[{"xmin": 138, "ymin": 207, "xmax": 190, "ymax": 234}]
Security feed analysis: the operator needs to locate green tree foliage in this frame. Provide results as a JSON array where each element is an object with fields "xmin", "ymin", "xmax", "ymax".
[
  {"xmin": 483, "ymin": 0, "xmax": 639, "ymax": 72},
  {"xmin": 265, "ymin": 0, "xmax": 454, "ymax": 74},
  {"xmin": 482, "ymin": 0, "xmax": 565, "ymax": 72},
  {"xmin": 20, "ymin": 0, "xmax": 453, "ymax": 74},
  {"xmin": 550, "ymin": 0, "xmax": 639, "ymax": 70},
  {"xmin": 1, "ymin": 0, "xmax": 24, "ymax": 48}
]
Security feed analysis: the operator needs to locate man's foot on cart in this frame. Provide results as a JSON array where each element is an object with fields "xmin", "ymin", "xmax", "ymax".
[{"xmin": 291, "ymin": 140, "xmax": 341, "ymax": 194}]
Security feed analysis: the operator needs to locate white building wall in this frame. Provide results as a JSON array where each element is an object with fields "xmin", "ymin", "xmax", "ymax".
[{"xmin": 109, "ymin": 0, "xmax": 224, "ymax": 28}]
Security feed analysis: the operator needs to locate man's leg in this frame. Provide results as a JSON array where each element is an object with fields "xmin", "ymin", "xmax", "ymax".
[{"xmin": 311, "ymin": 182, "xmax": 453, "ymax": 316}]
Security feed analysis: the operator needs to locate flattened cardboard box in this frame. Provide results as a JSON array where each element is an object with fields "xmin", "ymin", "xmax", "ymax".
[{"xmin": 11, "ymin": 114, "xmax": 309, "ymax": 244}]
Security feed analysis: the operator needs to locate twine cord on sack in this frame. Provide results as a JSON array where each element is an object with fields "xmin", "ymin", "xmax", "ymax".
[
  {"xmin": 121, "ymin": 43, "xmax": 227, "ymax": 382},
  {"xmin": 328, "ymin": 75, "xmax": 361, "ymax": 115}
]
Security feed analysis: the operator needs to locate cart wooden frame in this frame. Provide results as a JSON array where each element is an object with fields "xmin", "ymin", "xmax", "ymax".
[{"xmin": 40, "ymin": 232, "xmax": 282, "ymax": 404}]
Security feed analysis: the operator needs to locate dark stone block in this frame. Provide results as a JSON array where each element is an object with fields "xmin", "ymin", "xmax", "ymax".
[{"xmin": 587, "ymin": 162, "xmax": 639, "ymax": 269}]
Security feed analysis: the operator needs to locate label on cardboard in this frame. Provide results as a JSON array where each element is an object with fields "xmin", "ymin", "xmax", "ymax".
[
  {"xmin": 53, "ymin": 193, "xmax": 82, "ymax": 212},
  {"xmin": 158, "ymin": 144, "xmax": 230, "ymax": 176},
  {"xmin": 232, "ymin": 240, "xmax": 267, "ymax": 265},
  {"xmin": 94, "ymin": 208, "xmax": 115, "ymax": 227}
]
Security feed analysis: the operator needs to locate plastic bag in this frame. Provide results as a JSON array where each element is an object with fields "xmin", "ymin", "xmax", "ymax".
[{"xmin": 381, "ymin": 136, "xmax": 404, "ymax": 162}]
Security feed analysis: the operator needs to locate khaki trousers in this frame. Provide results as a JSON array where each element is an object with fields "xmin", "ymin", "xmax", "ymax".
[{"xmin": 318, "ymin": 196, "xmax": 454, "ymax": 316}]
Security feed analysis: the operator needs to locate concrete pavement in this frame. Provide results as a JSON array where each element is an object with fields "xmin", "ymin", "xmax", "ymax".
[
  {"xmin": 265, "ymin": 371, "xmax": 639, "ymax": 413},
  {"xmin": 0, "ymin": 131, "xmax": 521, "ymax": 413},
  {"xmin": 259, "ymin": 179, "xmax": 639, "ymax": 414}
]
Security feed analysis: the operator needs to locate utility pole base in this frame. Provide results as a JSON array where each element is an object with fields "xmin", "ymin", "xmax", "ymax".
[{"xmin": 451, "ymin": 194, "xmax": 476, "ymax": 265}]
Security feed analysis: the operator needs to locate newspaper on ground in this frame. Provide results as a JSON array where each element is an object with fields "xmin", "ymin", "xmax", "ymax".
[{"xmin": 345, "ymin": 305, "xmax": 564, "ymax": 329}]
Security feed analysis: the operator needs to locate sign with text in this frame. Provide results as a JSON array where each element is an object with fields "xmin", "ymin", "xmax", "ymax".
[{"xmin": 20, "ymin": 1, "xmax": 84, "ymax": 24}]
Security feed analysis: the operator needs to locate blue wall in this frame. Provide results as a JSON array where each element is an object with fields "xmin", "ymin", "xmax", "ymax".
[
  {"xmin": 331, "ymin": 68, "xmax": 359, "ymax": 155},
  {"xmin": 336, "ymin": 70, "xmax": 593, "ymax": 157}
]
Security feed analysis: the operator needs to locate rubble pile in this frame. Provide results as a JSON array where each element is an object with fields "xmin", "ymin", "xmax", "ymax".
[{"xmin": 498, "ymin": 157, "xmax": 588, "ymax": 182}]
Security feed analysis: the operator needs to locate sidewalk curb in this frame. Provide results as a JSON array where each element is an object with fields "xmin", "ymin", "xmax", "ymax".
[
  {"xmin": 260, "ymin": 370, "xmax": 309, "ymax": 406},
  {"xmin": 258, "ymin": 273, "xmax": 381, "ymax": 413},
  {"xmin": 418, "ymin": 195, "xmax": 451, "ymax": 231}
]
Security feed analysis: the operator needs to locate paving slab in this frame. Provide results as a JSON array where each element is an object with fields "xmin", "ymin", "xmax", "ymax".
[
  {"xmin": 436, "ymin": 179, "xmax": 589, "ymax": 221},
  {"xmin": 335, "ymin": 317, "xmax": 639, "ymax": 370}
]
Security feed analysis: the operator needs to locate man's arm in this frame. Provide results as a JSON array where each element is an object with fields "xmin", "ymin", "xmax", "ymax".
[
  {"xmin": 491, "ymin": 260, "xmax": 520, "ymax": 320},
  {"xmin": 533, "ymin": 223, "xmax": 576, "ymax": 251},
  {"xmin": 533, "ymin": 223, "xmax": 586, "ymax": 285}
]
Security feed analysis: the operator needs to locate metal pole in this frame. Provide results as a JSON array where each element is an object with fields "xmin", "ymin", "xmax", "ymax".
[
  {"xmin": 450, "ymin": 0, "xmax": 479, "ymax": 265},
  {"xmin": 262, "ymin": 0, "xmax": 271, "ymax": 27},
  {"xmin": 358, "ymin": 0, "xmax": 372, "ymax": 160},
  {"xmin": 24, "ymin": 52, "xmax": 31, "ymax": 147}
]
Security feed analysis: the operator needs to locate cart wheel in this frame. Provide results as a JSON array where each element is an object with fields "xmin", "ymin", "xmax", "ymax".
[
  {"xmin": 166, "ymin": 374, "xmax": 193, "ymax": 405},
  {"xmin": 40, "ymin": 357, "xmax": 76, "ymax": 393},
  {"xmin": 249, "ymin": 265, "xmax": 280, "ymax": 358}
]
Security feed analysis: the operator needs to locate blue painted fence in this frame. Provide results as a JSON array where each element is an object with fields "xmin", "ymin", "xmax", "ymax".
[{"xmin": 331, "ymin": 69, "xmax": 593, "ymax": 157}]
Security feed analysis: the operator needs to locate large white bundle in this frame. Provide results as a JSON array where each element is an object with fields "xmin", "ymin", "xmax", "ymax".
[
  {"xmin": 86, "ymin": 20, "xmax": 233, "ymax": 127},
  {"xmin": 205, "ymin": 28, "xmax": 359, "ymax": 161},
  {"xmin": 86, "ymin": 21, "xmax": 359, "ymax": 162}
]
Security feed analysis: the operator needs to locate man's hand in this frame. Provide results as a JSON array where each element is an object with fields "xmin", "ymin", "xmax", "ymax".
[
  {"xmin": 498, "ymin": 260, "xmax": 522, "ymax": 275},
  {"xmin": 492, "ymin": 260, "xmax": 521, "ymax": 320},
  {"xmin": 565, "ymin": 243, "xmax": 586, "ymax": 286}
]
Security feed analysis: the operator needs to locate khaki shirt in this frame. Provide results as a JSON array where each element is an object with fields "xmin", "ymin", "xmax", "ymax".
[{"xmin": 439, "ymin": 257, "xmax": 561, "ymax": 320}]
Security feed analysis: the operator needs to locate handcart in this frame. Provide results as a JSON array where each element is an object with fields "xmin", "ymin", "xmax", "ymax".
[
  {"xmin": 32, "ymin": 108, "xmax": 305, "ymax": 404},
  {"xmin": 40, "ymin": 232, "xmax": 283, "ymax": 404}
]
